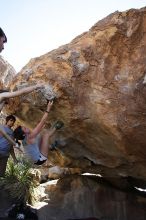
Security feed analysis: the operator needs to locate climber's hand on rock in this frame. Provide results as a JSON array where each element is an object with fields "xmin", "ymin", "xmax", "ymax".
[
  {"xmin": 46, "ymin": 100, "xmax": 53, "ymax": 112},
  {"xmin": 35, "ymin": 84, "xmax": 45, "ymax": 90}
]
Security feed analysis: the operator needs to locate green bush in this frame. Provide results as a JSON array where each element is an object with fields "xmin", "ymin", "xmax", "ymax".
[{"xmin": 0, "ymin": 158, "xmax": 38, "ymax": 205}]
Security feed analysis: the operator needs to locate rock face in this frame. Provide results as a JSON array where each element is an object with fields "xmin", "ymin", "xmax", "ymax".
[
  {"xmin": 2, "ymin": 8, "xmax": 146, "ymax": 187},
  {"xmin": 0, "ymin": 56, "xmax": 16, "ymax": 88},
  {"xmin": 36, "ymin": 175, "xmax": 146, "ymax": 220}
]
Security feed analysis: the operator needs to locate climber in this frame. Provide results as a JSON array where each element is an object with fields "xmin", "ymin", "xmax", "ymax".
[{"xmin": 13, "ymin": 101, "xmax": 64, "ymax": 165}]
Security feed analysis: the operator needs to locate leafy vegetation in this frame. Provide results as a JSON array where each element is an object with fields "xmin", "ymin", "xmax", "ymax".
[{"xmin": 0, "ymin": 157, "xmax": 38, "ymax": 205}]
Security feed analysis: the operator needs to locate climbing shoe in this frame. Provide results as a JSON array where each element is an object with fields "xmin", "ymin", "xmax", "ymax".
[
  {"xmin": 53, "ymin": 120, "xmax": 64, "ymax": 130},
  {"xmin": 50, "ymin": 140, "xmax": 60, "ymax": 151}
]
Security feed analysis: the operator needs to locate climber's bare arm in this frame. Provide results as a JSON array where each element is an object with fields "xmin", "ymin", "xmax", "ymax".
[
  {"xmin": 0, "ymin": 84, "xmax": 44, "ymax": 100},
  {"xmin": 30, "ymin": 101, "xmax": 53, "ymax": 138},
  {"xmin": 0, "ymin": 128, "xmax": 23, "ymax": 152},
  {"xmin": 0, "ymin": 128, "xmax": 16, "ymax": 145}
]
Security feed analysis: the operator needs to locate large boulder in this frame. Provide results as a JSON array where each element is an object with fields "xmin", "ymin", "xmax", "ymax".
[{"xmin": 2, "ymin": 8, "xmax": 146, "ymax": 186}]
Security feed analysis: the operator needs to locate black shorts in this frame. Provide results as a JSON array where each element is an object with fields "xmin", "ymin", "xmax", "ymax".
[
  {"xmin": 34, "ymin": 152, "xmax": 47, "ymax": 165},
  {"xmin": 34, "ymin": 159, "xmax": 47, "ymax": 165}
]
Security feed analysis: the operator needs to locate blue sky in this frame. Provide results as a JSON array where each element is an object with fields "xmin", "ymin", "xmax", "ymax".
[{"xmin": 1, "ymin": 0, "xmax": 146, "ymax": 72}]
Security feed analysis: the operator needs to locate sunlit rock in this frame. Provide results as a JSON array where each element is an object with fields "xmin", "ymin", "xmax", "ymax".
[
  {"xmin": 35, "ymin": 175, "xmax": 146, "ymax": 220},
  {"xmin": 0, "ymin": 56, "xmax": 16, "ymax": 88},
  {"xmin": 2, "ymin": 8, "xmax": 146, "ymax": 188}
]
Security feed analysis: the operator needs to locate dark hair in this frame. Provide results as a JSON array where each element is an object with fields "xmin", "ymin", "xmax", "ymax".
[
  {"xmin": 0, "ymin": 28, "xmax": 7, "ymax": 43},
  {"xmin": 6, "ymin": 115, "xmax": 16, "ymax": 123},
  {"xmin": 14, "ymin": 126, "xmax": 25, "ymax": 141}
]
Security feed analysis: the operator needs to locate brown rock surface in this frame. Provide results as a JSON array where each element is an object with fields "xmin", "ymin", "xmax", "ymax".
[
  {"xmin": 36, "ymin": 175, "xmax": 146, "ymax": 220},
  {"xmin": 2, "ymin": 8, "xmax": 146, "ymax": 185},
  {"xmin": 0, "ymin": 56, "xmax": 16, "ymax": 88}
]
